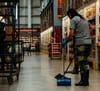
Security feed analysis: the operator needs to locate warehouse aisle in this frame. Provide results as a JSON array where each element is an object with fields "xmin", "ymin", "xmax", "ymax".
[{"xmin": 0, "ymin": 54, "xmax": 100, "ymax": 91}]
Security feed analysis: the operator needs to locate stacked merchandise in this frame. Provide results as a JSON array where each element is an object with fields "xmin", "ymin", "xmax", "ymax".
[
  {"xmin": 0, "ymin": 0, "xmax": 22, "ymax": 85},
  {"xmin": 50, "ymin": 43, "xmax": 61, "ymax": 60}
]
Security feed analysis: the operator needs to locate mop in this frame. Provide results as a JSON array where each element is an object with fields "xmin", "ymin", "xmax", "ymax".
[{"xmin": 54, "ymin": 38, "xmax": 72, "ymax": 86}]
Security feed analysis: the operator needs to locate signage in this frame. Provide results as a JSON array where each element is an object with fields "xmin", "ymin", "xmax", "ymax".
[{"xmin": 57, "ymin": 0, "xmax": 62, "ymax": 18}]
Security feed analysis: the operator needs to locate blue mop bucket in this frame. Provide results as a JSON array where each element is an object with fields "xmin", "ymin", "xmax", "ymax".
[{"xmin": 56, "ymin": 76, "xmax": 71, "ymax": 86}]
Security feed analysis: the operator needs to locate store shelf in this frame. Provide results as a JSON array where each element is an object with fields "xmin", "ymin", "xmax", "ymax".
[{"xmin": 0, "ymin": 0, "xmax": 22, "ymax": 85}]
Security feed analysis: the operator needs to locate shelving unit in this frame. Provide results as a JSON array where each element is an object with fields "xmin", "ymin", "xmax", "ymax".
[
  {"xmin": 0, "ymin": 0, "xmax": 21, "ymax": 85},
  {"xmin": 49, "ymin": 43, "xmax": 61, "ymax": 60}
]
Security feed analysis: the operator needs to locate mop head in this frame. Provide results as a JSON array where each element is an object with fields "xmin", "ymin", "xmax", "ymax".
[
  {"xmin": 55, "ymin": 73, "xmax": 71, "ymax": 86},
  {"xmin": 55, "ymin": 73, "xmax": 65, "ymax": 79}
]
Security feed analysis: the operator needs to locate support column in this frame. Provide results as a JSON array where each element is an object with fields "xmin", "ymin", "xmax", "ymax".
[
  {"xmin": 96, "ymin": 0, "xmax": 99, "ymax": 70},
  {"xmin": 28, "ymin": 0, "xmax": 31, "ymax": 28}
]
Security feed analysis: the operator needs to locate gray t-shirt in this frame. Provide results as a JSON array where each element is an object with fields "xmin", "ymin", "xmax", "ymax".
[{"xmin": 70, "ymin": 16, "xmax": 91, "ymax": 46}]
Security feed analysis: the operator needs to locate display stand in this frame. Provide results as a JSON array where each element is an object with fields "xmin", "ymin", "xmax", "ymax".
[{"xmin": 49, "ymin": 43, "xmax": 61, "ymax": 60}]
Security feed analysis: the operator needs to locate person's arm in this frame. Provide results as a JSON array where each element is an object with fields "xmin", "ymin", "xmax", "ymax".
[
  {"xmin": 68, "ymin": 28, "xmax": 75, "ymax": 39},
  {"xmin": 62, "ymin": 17, "xmax": 76, "ymax": 48},
  {"xmin": 68, "ymin": 17, "xmax": 77, "ymax": 39},
  {"xmin": 62, "ymin": 29, "xmax": 74, "ymax": 48}
]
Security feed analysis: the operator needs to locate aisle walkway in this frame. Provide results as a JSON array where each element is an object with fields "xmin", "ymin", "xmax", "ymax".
[{"xmin": 0, "ymin": 54, "xmax": 100, "ymax": 91}]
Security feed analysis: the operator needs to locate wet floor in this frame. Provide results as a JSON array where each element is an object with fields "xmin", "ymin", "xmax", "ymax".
[{"xmin": 0, "ymin": 53, "xmax": 100, "ymax": 91}]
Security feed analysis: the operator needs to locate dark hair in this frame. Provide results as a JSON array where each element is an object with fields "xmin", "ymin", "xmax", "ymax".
[
  {"xmin": 67, "ymin": 8, "xmax": 84, "ymax": 19},
  {"xmin": 88, "ymin": 18, "xmax": 95, "ymax": 25}
]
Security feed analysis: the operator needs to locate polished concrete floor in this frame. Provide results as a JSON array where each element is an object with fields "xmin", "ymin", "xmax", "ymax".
[{"xmin": 0, "ymin": 53, "xmax": 100, "ymax": 91}]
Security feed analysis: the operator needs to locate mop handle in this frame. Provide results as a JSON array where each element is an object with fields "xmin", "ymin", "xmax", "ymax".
[{"xmin": 64, "ymin": 58, "xmax": 73, "ymax": 74}]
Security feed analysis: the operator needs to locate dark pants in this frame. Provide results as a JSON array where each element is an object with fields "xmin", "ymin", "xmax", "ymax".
[{"xmin": 74, "ymin": 44, "xmax": 91, "ymax": 73}]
